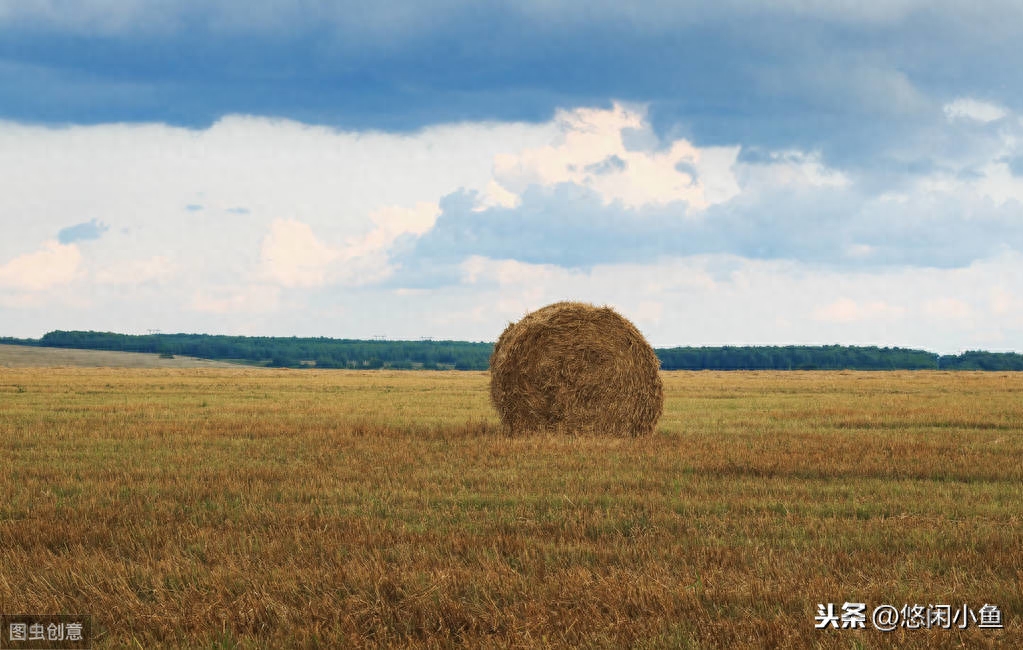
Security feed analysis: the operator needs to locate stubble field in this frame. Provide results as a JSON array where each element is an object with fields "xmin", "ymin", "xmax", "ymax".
[{"xmin": 0, "ymin": 368, "xmax": 1021, "ymax": 648}]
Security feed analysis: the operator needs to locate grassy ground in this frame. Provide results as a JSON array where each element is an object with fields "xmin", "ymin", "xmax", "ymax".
[
  {"xmin": 0, "ymin": 343, "xmax": 241, "ymax": 368},
  {"xmin": 0, "ymin": 368, "xmax": 1020, "ymax": 648}
]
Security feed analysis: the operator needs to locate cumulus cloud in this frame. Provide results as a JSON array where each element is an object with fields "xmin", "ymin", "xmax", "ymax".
[
  {"xmin": 813, "ymin": 298, "xmax": 905, "ymax": 323},
  {"xmin": 944, "ymin": 97, "xmax": 1009, "ymax": 123},
  {"xmin": 989, "ymin": 288, "xmax": 1011, "ymax": 315},
  {"xmin": 398, "ymin": 105, "xmax": 885, "ymax": 274},
  {"xmin": 190, "ymin": 283, "xmax": 281, "ymax": 314},
  {"xmin": 0, "ymin": 240, "xmax": 81, "ymax": 291},
  {"xmin": 257, "ymin": 205, "xmax": 443, "ymax": 289},
  {"xmin": 923, "ymin": 297, "xmax": 975, "ymax": 321},
  {"xmin": 344, "ymin": 202, "xmax": 440, "ymax": 258},
  {"xmin": 259, "ymin": 219, "xmax": 339, "ymax": 288},
  {"xmin": 94, "ymin": 255, "xmax": 175, "ymax": 286},
  {"xmin": 473, "ymin": 180, "xmax": 521, "ymax": 212},
  {"xmin": 488, "ymin": 103, "xmax": 740, "ymax": 211}
]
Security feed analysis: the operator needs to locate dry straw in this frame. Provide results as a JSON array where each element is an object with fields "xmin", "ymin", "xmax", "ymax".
[{"xmin": 489, "ymin": 301, "xmax": 664, "ymax": 436}]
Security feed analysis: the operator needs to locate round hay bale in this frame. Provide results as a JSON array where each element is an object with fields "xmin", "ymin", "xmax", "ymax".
[{"xmin": 489, "ymin": 301, "xmax": 663, "ymax": 436}]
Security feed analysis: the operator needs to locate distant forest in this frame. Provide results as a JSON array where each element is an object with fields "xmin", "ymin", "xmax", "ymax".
[{"xmin": 2, "ymin": 331, "xmax": 1023, "ymax": 371}]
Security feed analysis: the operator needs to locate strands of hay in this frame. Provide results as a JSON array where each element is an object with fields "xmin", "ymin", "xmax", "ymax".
[{"xmin": 490, "ymin": 301, "xmax": 664, "ymax": 436}]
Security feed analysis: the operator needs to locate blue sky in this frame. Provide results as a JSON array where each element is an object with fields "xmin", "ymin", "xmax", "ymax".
[{"xmin": 3, "ymin": 1, "xmax": 1023, "ymax": 352}]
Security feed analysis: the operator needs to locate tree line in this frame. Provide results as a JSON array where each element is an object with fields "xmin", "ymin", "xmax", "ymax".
[
  {"xmin": 4, "ymin": 331, "xmax": 492, "ymax": 370},
  {"xmin": 2, "ymin": 331, "xmax": 1022, "ymax": 371},
  {"xmin": 658, "ymin": 345, "xmax": 1023, "ymax": 370}
]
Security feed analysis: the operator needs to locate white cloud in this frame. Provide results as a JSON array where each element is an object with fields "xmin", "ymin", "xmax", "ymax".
[
  {"xmin": 93, "ymin": 255, "xmax": 174, "ymax": 286},
  {"xmin": 813, "ymin": 298, "xmax": 905, "ymax": 323},
  {"xmin": 912, "ymin": 164, "xmax": 1023, "ymax": 209},
  {"xmin": 489, "ymin": 103, "xmax": 741, "ymax": 211},
  {"xmin": 256, "ymin": 202, "xmax": 443, "ymax": 288},
  {"xmin": 944, "ymin": 97, "xmax": 1009, "ymax": 123},
  {"xmin": 988, "ymin": 286, "xmax": 1022, "ymax": 316},
  {"xmin": 813, "ymin": 298, "xmax": 860, "ymax": 323},
  {"xmin": 343, "ymin": 202, "xmax": 440, "ymax": 258},
  {"xmin": 259, "ymin": 219, "xmax": 339, "ymax": 288},
  {"xmin": 970, "ymin": 161, "xmax": 1023, "ymax": 206},
  {"xmin": 189, "ymin": 283, "xmax": 280, "ymax": 314},
  {"xmin": 634, "ymin": 300, "xmax": 664, "ymax": 326},
  {"xmin": 0, "ymin": 240, "xmax": 81, "ymax": 291},
  {"xmin": 459, "ymin": 255, "xmax": 489, "ymax": 284},
  {"xmin": 924, "ymin": 297, "xmax": 974, "ymax": 321},
  {"xmin": 473, "ymin": 180, "xmax": 521, "ymax": 212}
]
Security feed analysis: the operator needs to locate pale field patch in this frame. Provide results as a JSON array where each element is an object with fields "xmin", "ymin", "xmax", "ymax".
[{"xmin": 0, "ymin": 344, "xmax": 241, "ymax": 368}]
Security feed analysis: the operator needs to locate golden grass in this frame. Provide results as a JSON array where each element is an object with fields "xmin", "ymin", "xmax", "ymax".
[{"xmin": 0, "ymin": 368, "xmax": 1021, "ymax": 648}]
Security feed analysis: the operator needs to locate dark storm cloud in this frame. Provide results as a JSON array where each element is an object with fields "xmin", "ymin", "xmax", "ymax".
[{"xmin": 1, "ymin": 1, "xmax": 1021, "ymax": 171}]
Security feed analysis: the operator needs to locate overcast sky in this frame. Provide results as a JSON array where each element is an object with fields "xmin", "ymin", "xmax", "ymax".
[{"xmin": 3, "ymin": 1, "xmax": 1023, "ymax": 352}]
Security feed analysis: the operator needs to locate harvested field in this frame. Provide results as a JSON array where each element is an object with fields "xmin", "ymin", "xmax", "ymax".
[{"xmin": 0, "ymin": 368, "xmax": 1020, "ymax": 647}]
